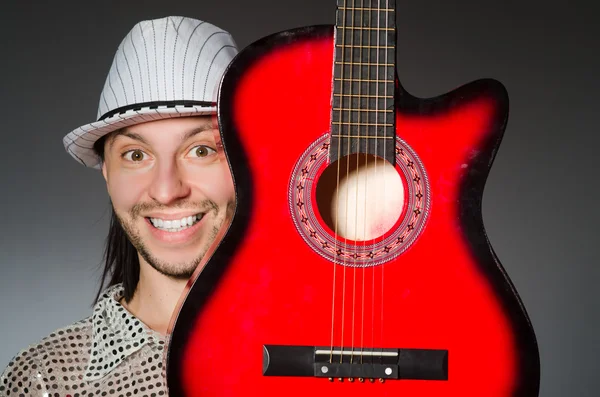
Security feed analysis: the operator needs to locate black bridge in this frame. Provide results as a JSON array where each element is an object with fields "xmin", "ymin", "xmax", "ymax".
[{"xmin": 263, "ymin": 345, "xmax": 448, "ymax": 382}]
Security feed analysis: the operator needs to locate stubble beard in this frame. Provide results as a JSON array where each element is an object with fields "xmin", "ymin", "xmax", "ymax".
[{"xmin": 115, "ymin": 200, "xmax": 235, "ymax": 280}]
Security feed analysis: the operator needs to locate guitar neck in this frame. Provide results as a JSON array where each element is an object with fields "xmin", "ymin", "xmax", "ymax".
[{"xmin": 330, "ymin": 0, "xmax": 397, "ymax": 164}]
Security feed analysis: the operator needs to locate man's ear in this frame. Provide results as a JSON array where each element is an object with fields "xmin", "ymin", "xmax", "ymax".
[{"xmin": 101, "ymin": 160, "xmax": 108, "ymax": 183}]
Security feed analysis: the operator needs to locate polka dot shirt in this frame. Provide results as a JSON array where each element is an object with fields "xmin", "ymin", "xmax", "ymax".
[{"xmin": 0, "ymin": 284, "xmax": 168, "ymax": 396}]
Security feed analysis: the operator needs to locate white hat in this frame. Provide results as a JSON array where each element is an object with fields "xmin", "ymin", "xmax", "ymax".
[{"xmin": 62, "ymin": 16, "xmax": 238, "ymax": 169}]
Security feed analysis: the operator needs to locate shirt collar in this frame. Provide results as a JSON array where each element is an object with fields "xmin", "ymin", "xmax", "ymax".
[{"xmin": 84, "ymin": 283, "xmax": 164, "ymax": 381}]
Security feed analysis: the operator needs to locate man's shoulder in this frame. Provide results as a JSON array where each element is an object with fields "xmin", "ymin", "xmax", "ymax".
[
  {"xmin": 0, "ymin": 316, "xmax": 93, "ymax": 395},
  {"xmin": 5, "ymin": 316, "xmax": 94, "ymax": 363}
]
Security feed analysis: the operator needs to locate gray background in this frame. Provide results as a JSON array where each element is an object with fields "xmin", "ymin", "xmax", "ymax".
[{"xmin": 1, "ymin": 0, "xmax": 598, "ymax": 395}]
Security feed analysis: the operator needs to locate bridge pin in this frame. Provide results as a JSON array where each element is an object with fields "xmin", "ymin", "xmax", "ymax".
[
  {"xmin": 379, "ymin": 378, "xmax": 385, "ymax": 383},
  {"xmin": 358, "ymin": 378, "xmax": 365, "ymax": 383},
  {"xmin": 348, "ymin": 378, "xmax": 354, "ymax": 382}
]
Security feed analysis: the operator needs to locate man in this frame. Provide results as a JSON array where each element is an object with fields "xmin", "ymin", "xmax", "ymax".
[{"xmin": 0, "ymin": 16, "xmax": 238, "ymax": 396}]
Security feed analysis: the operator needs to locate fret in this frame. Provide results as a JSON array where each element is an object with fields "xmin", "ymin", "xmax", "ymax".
[
  {"xmin": 336, "ymin": 0, "xmax": 396, "ymax": 9},
  {"xmin": 337, "ymin": 26, "xmax": 394, "ymax": 31},
  {"xmin": 331, "ymin": 126, "xmax": 394, "ymax": 134},
  {"xmin": 332, "ymin": 96, "xmax": 393, "ymax": 111},
  {"xmin": 331, "ymin": 123, "xmax": 395, "ymax": 132},
  {"xmin": 334, "ymin": 81, "xmax": 393, "ymax": 99},
  {"xmin": 337, "ymin": 10, "xmax": 395, "ymax": 28},
  {"xmin": 336, "ymin": 0, "xmax": 396, "ymax": 6},
  {"xmin": 333, "ymin": 80, "xmax": 394, "ymax": 94},
  {"xmin": 334, "ymin": 64, "xmax": 394, "ymax": 81},
  {"xmin": 332, "ymin": 111, "xmax": 394, "ymax": 124},
  {"xmin": 337, "ymin": 30, "xmax": 395, "ymax": 46},
  {"xmin": 331, "ymin": 135, "xmax": 394, "ymax": 139},
  {"xmin": 331, "ymin": 109, "xmax": 395, "ymax": 125},
  {"xmin": 334, "ymin": 48, "xmax": 395, "ymax": 65},
  {"xmin": 332, "ymin": 121, "xmax": 394, "ymax": 127},
  {"xmin": 335, "ymin": 78, "xmax": 393, "ymax": 83},
  {"xmin": 337, "ymin": 7, "xmax": 394, "ymax": 11},
  {"xmin": 336, "ymin": 44, "xmax": 394, "ymax": 49},
  {"xmin": 333, "ymin": 107, "xmax": 393, "ymax": 112},
  {"xmin": 335, "ymin": 61, "xmax": 394, "ymax": 66},
  {"xmin": 330, "ymin": 128, "xmax": 395, "ymax": 138},
  {"xmin": 333, "ymin": 93, "xmax": 393, "ymax": 98},
  {"xmin": 330, "ymin": 128, "xmax": 395, "ymax": 137}
]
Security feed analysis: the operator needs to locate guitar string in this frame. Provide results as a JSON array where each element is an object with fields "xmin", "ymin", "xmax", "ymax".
[
  {"xmin": 358, "ymin": 0, "xmax": 367, "ymax": 366},
  {"xmin": 330, "ymin": 0, "xmax": 347, "ymax": 365},
  {"xmin": 376, "ymin": 0, "xmax": 384, "ymax": 364},
  {"xmin": 380, "ymin": 0, "xmax": 390, "ymax": 362},
  {"xmin": 340, "ymin": 0, "xmax": 356, "ymax": 365},
  {"xmin": 348, "ymin": 0, "xmax": 358, "ymax": 365},
  {"xmin": 374, "ymin": 0, "xmax": 382, "ymax": 361},
  {"xmin": 370, "ymin": 0, "xmax": 376, "ymax": 363}
]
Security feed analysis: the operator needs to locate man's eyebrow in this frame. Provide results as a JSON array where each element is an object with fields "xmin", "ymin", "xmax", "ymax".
[
  {"xmin": 108, "ymin": 122, "xmax": 214, "ymax": 149},
  {"xmin": 108, "ymin": 129, "xmax": 148, "ymax": 148},
  {"xmin": 181, "ymin": 123, "xmax": 215, "ymax": 142}
]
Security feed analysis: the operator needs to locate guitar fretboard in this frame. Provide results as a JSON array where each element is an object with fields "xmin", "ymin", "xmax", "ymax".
[{"xmin": 330, "ymin": 0, "xmax": 396, "ymax": 164}]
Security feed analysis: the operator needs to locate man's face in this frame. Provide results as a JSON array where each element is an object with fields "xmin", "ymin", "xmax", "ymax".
[{"xmin": 102, "ymin": 116, "xmax": 235, "ymax": 280}]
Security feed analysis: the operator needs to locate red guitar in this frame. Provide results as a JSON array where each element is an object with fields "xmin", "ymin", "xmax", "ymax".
[{"xmin": 166, "ymin": 0, "xmax": 540, "ymax": 395}]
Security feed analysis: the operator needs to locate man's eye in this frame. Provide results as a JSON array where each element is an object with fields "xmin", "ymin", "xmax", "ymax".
[
  {"xmin": 123, "ymin": 149, "xmax": 146, "ymax": 162},
  {"xmin": 188, "ymin": 145, "xmax": 216, "ymax": 158}
]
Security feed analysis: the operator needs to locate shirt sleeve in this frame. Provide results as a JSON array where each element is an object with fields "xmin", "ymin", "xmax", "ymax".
[{"xmin": 0, "ymin": 346, "xmax": 51, "ymax": 397}]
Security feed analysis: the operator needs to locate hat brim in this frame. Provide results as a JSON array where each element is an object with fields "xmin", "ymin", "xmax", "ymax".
[{"xmin": 63, "ymin": 103, "xmax": 215, "ymax": 169}]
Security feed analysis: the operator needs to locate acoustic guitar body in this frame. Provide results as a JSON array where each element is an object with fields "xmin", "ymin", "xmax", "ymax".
[{"xmin": 166, "ymin": 6, "xmax": 540, "ymax": 396}]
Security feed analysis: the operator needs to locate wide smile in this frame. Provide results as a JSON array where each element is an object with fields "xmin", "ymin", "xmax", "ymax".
[
  {"xmin": 145, "ymin": 213, "xmax": 206, "ymax": 243},
  {"xmin": 148, "ymin": 213, "xmax": 204, "ymax": 232}
]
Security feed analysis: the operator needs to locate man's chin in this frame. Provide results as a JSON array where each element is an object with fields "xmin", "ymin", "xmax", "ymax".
[
  {"xmin": 143, "ymin": 255, "xmax": 200, "ymax": 280},
  {"xmin": 136, "ymin": 242, "xmax": 208, "ymax": 279}
]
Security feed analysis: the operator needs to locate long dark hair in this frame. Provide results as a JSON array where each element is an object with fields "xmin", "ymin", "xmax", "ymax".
[{"xmin": 93, "ymin": 134, "xmax": 140, "ymax": 303}]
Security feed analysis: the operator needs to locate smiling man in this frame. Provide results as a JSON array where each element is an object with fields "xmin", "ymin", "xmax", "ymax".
[
  {"xmin": 0, "ymin": 16, "xmax": 238, "ymax": 396},
  {"xmin": 99, "ymin": 116, "xmax": 235, "ymax": 335}
]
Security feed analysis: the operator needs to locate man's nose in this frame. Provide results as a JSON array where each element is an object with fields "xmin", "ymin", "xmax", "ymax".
[{"xmin": 147, "ymin": 160, "xmax": 191, "ymax": 205}]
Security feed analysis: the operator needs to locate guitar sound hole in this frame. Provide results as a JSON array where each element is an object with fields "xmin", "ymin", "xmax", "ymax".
[{"xmin": 315, "ymin": 154, "xmax": 404, "ymax": 241}]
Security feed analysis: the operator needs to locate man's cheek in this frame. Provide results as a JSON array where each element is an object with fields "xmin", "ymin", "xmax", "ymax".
[{"xmin": 110, "ymin": 176, "xmax": 147, "ymax": 208}]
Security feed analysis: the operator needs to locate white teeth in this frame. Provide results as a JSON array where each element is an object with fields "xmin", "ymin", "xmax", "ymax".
[{"xmin": 149, "ymin": 214, "xmax": 203, "ymax": 232}]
